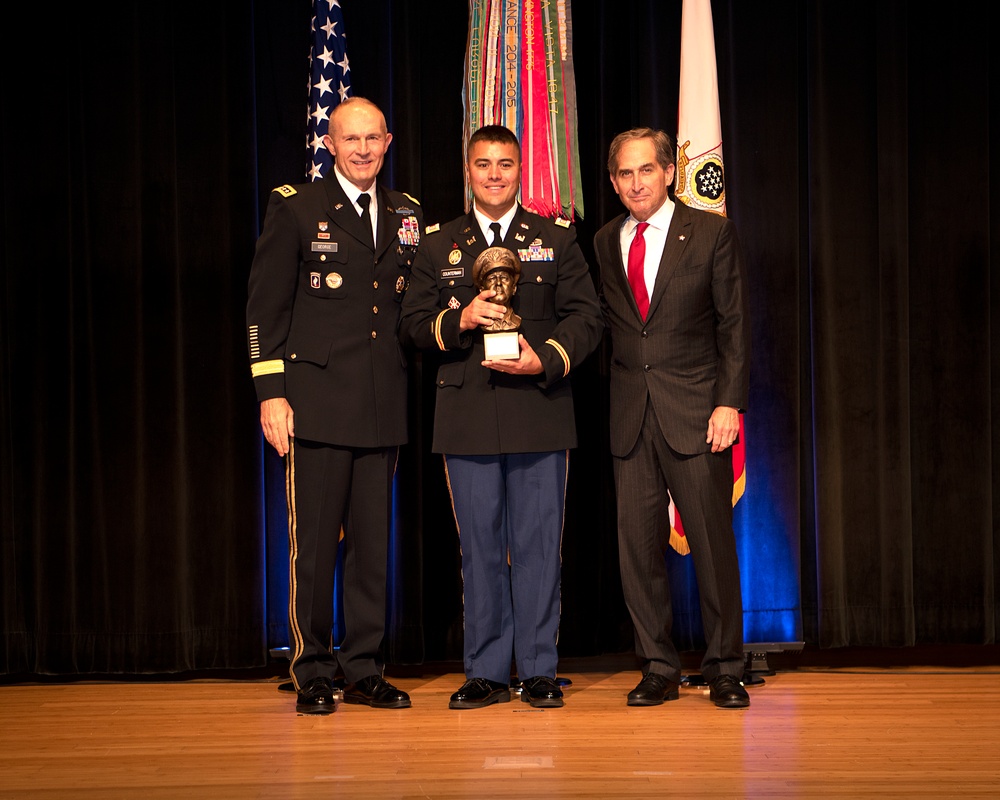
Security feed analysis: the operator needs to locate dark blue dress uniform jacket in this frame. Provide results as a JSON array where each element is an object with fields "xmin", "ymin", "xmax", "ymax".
[
  {"xmin": 247, "ymin": 175, "xmax": 422, "ymax": 447},
  {"xmin": 400, "ymin": 207, "xmax": 603, "ymax": 455}
]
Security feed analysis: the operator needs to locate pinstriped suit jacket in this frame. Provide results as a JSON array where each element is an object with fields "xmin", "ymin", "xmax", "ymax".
[{"xmin": 594, "ymin": 200, "xmax": 750, "ymax": 458}]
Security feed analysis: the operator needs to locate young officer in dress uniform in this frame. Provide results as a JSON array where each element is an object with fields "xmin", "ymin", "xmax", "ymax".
[
  {"xmin": 247, "ymin": 97, "xmax": 422, "ymax": 714},
  {"xmin": 400, "ymin": 125, "xmax": 603, "ymax": 710}
]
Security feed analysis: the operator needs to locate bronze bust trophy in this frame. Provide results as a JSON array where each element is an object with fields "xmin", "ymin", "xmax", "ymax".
[{"xmin": 472, "ymin": 246, "xmax": 521, "ymax": 359}]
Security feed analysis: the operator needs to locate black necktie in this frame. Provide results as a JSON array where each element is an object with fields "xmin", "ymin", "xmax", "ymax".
[
  {"xmin": 489, "ymin": 222, "xmax": 502, "ymax": 246},
  {"xmin": 357, "ymin": 193, "xmax": 374, "ymax": 248}
]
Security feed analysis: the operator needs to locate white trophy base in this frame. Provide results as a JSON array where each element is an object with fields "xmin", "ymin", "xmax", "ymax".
[{"xmin": 483, "ymin": 331, "xmax": 520, "ymax": 360}]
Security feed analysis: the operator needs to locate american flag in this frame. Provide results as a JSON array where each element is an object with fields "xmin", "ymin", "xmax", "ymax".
[{"xmin": 307, "ymin": 0, "xmax": 351, "ymax": 181}]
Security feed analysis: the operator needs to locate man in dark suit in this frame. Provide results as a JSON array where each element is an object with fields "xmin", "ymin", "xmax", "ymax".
[
  {"xmin": 247, "ymin": 97, "xmax": 421, "ymax": 714},
  {"xmin": 594, "ymin": 128, "xmax": 751, "ymax": 709},
  {"xmin": 401, "ymin": 125, "xmax": 603, "ymax": 710}
]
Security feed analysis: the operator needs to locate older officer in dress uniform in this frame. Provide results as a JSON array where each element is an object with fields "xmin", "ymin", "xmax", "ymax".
[
  {"xmin": 247, "ymin": 97, "xmax": 421, "ymax": 714},
  {"xmin": 401, "ymin": 125, "xmax": 603, "ymax": 710}
]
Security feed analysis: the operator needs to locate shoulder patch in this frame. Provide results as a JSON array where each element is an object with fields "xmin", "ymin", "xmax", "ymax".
[
  {"xmin": 273, "ymin": 185, "xmax": 297, "ymax": 198},
  {"xmin": 425, "ymin": 223, "xmax": 441, "ymax": 234},
  {"xmin": 402, "ymin": 192, "xmax": 421, "ymax": 206},
  {"xmin": 554, "ymin": 217, "xmax": 571, "ymax": 228}
]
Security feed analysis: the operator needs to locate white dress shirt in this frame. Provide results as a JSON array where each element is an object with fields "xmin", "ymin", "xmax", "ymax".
[
  {"xmin": 334, "ymin": 165, "xmax": 378, "ymax": 243},
  {"xmin": 618, "ymin": 198, "xmax": 675, "ymax": 301},
  {"xmin": 473, "ymin": 203, "xmax": 518, "ymax": 244}
]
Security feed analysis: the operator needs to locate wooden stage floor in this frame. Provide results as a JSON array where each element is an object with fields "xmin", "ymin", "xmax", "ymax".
[{"xmin": 2, "ymin": 663, "xmax": 999, "ymax": 798}]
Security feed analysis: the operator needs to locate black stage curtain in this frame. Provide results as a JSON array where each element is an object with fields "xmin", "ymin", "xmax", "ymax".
[{"xmin": 1, "ymin": 1, "xmax": 995, "ymax": 675}]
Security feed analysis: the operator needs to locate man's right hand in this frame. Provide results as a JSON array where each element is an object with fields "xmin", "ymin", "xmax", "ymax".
[
  {"xmin": 459, "ymin": 289, "xmax": 506, "ymax": 331},
  {"xmin": 260, "ymin": 397, "xmax": 294, "ymax": 456}
]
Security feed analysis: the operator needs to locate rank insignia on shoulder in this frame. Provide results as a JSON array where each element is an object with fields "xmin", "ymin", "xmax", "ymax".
[
  {"xmin": 425, "ymin": 223, "xmax": 441, "ymax": 234},
  {"xmin": 274, "ymin": 185, "xmax": 297, "ymax": 197},
  {"xmin": 402, "ymin": 192, "xmax": 421, "ymax": 206},
  {"xmin": 448, "ymin": 249, "xmax": 462, "ymax": 265},
  {"xmin": 555, "ymin": 217, "xmax": 571, "ymax": 228}
]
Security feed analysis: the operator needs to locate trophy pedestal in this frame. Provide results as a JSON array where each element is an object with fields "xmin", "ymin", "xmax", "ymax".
[{"xmin": 483, "ymin": 331, "xmax": 520, "ymax": 360}]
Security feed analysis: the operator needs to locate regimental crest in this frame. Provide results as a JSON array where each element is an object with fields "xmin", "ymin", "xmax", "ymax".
[{"xmin": 675, "ymin": 140, "xmax": 727, "ymax": 216}]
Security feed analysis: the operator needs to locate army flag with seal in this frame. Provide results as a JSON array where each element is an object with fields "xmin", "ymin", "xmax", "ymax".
[{"xmin": 669, "ymin": 0, "xmax": 746, "ymax": 555}]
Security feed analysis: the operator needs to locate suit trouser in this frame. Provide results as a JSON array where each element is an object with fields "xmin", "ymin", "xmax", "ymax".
[
  {"xmin": 444, "ymin": 451, "xmax": 567, "ymax": 684},
  {"xmin": 614, "ymin": 400, "xmax": 744, "ymax": 682},
  {"xmin": 285, "ymin": 438, "xmax": 396, "ymax": 689}
]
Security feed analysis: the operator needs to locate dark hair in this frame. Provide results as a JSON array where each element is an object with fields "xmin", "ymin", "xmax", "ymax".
[
  {"xmin": 607, "ymin": 128, "xmax": 675, "ymax": 174},
  {"xmin": 467, "ymin": 125, "xmax": 521, "ymax": 157}
]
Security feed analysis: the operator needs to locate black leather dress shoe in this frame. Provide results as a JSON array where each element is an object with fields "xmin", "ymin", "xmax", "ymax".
[
  {"xmin": 295, "ymin": 676, "xmax": 336, "ymax": 714},
  {"xmin": 709, "ymin": 675, "xmax": 750, "ymax": 709},
  {"xmin": 520, "ymin": 675, "xmax": 564, "ymax": 708},
  {"xmin": 343, "ymin": 675, "xmax": 411, "ymax": 709},
  {"xmin": 449, "ymin": 677, "xmax": 511, "ymax": 709},
  {"xmin": 627, "ymin": 672, "xmax": 680, "ymax": 706}
]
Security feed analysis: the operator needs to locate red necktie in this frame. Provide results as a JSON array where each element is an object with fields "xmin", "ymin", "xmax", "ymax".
[{"xmin": 627, "ymin": 222, "xmax": 650, "ymax": 320}]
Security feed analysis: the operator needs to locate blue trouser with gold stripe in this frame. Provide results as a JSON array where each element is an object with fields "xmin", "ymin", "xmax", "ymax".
[{"xmin": 444, "ymin": 451, "xmax": 567, "ymax": 684}]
